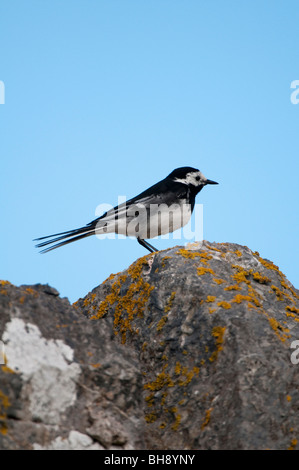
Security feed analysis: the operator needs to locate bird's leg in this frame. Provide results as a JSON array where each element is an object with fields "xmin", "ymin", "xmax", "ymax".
[{"xmin": 137, "ymin": 237, "xmax": 158, "ymax": 253}]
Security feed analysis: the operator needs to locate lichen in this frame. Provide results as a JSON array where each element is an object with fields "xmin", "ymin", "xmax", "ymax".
[
  {"xmin": 209, "ymin": 326, "xmax": 226, "ymax": 362},
  {"xmin": 197, "ymin": 267, "xmax": 214, "ymax": 276},
  {"xmin": 201, "ymin": 407, "xmax": 213, "ymax": 430},
  {"xmin": 0, "ymin": 390, "xmax": 10, "ymax": 435},
  {"xmin": 213, "ymin": 278, "xmax": 226, "ymax": 285},
  {"xmin": 217, "ymin": 301, "xmax": 231, "ymax": 310},
  {"xmin": 91, "ymin": 256, "xmax": 154, "ymax": 343},
  {"xmin": 268, "ymin": 317, "xmax": 290, "ymax": 342},
  {"xmin": 157, "ymin": 315, "xmax": 168, "ymax": 332},
  {"xmin": 164, "ymin": 292, "xmax": 176, "ymax": 313}
]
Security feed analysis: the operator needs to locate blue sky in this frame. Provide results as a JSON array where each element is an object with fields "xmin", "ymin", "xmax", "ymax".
[{"xmin": 1, "ymin": 1, "xmax": 298, "ymax": 303}]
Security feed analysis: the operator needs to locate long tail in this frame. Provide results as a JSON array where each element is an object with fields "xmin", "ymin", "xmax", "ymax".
[{"xmin": 34, "ymin": 221, "xmax": 97, "ymax": 253}]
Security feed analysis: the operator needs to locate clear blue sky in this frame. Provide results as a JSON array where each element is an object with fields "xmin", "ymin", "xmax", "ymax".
[{"xmin": 1, "ymin": 1, "xmax": 298, "ymax": 303}]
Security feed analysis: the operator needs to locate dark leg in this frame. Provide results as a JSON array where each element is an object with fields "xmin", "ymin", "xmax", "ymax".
[{"xmin": 137, "ymin": 237, "xmax": 158, "ymax": 253}]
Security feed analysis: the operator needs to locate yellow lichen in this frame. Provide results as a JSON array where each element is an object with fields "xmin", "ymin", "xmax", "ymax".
[
  {"xmin": 176, "ymin": 249, "xmax": 202, "ymax": 259},
  {"xmin": 270, "ymin": 285, "xmax": 284, "ymax": 301},
  {"xmin": 231, "ymin": 265, "xmax": 251, "ymax": 284},
  {"xmin": 206, "ymin": 296, "xmax": 216, "ymax": 303},
  {"xmin": 171, "ymin": 412, "xmax": 181, "ymax": 431},
  {"xmin": 234, "ymin": 250, "xmax": 242, "ymax": 257},
  {"xmin": 201, "ymin": 407, "xmax": 213, "ymax": 430},
  {"xmin": 288, "ymin": 439, "xmax": 298, "ymax": 450},
  {"xmin": 217, "ymin": 301, "xmax": 231, "ymax": 310},
  {"xmin": 206, "ymin": 245, "xmax": 222, "ymax": 253},
  {"xmin": 25, "ymin": 287, "xmax": 38, "ymax": 297},
  {"xmin": 157, "ymin": 315, "xmax": 168, "ymax": 332},
  {"xmin": 197, "ymin": 267, "xmax": 214, "ymax": 276},
  {"xmin": 164, "ymin": 292, "xmax": 176, "ymax": 313},
  {"xmin": 145, "ymin": 412, "xmax": 157, "ymax": 423},
  {"xmin": 224, "ymin": 284, "xmax": 241, "ymax": 291},
  {"xmin": 0, "ymin": 390, "xmax": 11, "ymax": 435},
  {"xmin": 268, "ymin": 317, "xmax": 290, "ymax": 342},
  {"xmin": 144, "ymin": 372, "xmax": 175, "ymax": 392},
  {"xmin": 213, "ymin": 278, "xmax": 226, "ymax": 285},
  {"xmin": 209, "ymin": 326, "xmax": 226, "ymax": 362},
  {"xmin": 91, "ymin": 256, "xmax": 154, "ymax": 343},
  {"xmin": 252, "ymin": 272, "xmax": 271, "ymax": 284}
]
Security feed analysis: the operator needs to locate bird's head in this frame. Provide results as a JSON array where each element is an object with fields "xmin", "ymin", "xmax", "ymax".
[{"xmin": 168, "ymin": 167, "xmax": 218, "ymax": 193}]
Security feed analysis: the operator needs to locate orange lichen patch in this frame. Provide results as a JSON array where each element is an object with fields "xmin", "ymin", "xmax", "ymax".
[
  {"xmin": 234, "ymin": 250, "xmax": 242, "ymax": 257},
  {"xmin": 287, "ymin": 395, "xmax": 292, "ymax": 402},
  {"xmin": 176, "ymin": 249, "xmax": 203, "ymax": 259},
  {"xmin": 0, "ymin": 280, "xmax": 11, "ymax": 286},
  {"xmin": 256, "ymin": 257, "xmax": 281, "ymax": 274},
  {"xmin": 102, "ymin": 273, "xmax": 116, "ymax": 285},
  {"xmin": 270, "ymin": 285, "xmax": 284, "ymax": 301},
  {"xmin": 206, "ymin": 245, "xmax": 222, "ymax": 253},
  {"xmin": 157, "ymin": 315, "xmax": 168, "ymax": 332},
  {"xmin": 164, "ymin": 292, "xmax": 176, "ymax": 313},
  {"xmin": 145, "ymin": 412, "xmax": 157, "ymax": 423},
  {"xmin": 209, "ymin": 326, "xmax": 226, "ymax": 362},
  {"xmin": 209, "ymin": 308, "xmax": 216, "ymax": 314},
  {"xmin": 0, "ymin": 390, "xmax": 11, "ymax": 435},
  {"xmin": 206, "ymin": 296, "xmax": 216, "ymax": 303},
  {"xmin": 144, "ymin": 372, "xmax": 175, "ymax": 392},
  {"xmin": 286, "ymin": 305, "xmax": 299, "ymax": 315},
  {"xmin": 25, "ymin": 287, "xmax": 38, "ymax": 297},
  {"xmin": 177, "ymin": 365, "xmax": 199, "ymax": 386},
  {"xmin": 288, "ymin": 439, "xmax": 298, "ymax": 450},
  {"xmin": 213, "ymin": 278, "xmax": 226, "ymax": 285},
  {"xmin": 197, "ymin": 267, "xmax": 214, "ymax": 276},
  {"xmin": 201, "ymin": 407, "xmax": 213, "ymax": 430},
  {"xmin": 232, "ymin": 294, "xmax": 252, "ymax": 304},
  {"xmin": 91, "ymin": 256, "xmax": 154, "ymax": 343},
  {"xmin": 197, "ymin": 252, "xmax": 213, "ymax": 264},
  {"xmin": 83, "ymin": 297, "xmax": 91, "ymax": 307},
  {"xmin": 174, "ymin": 362, "xmax": 181, "ymax": 375},
  {"xmin": 268, "ymin": 317, "xmax": 290, "ymax": 342},
  {"xmin": 231, "ymin": 265, "xmax": 251, "ymax": 284},
  {"xmin": 161, "ymin": 256, "xmax": 171, "ymax": 268},
  {"xmin": 252, "ymin": 272, "xmax": 271, "ymax": 284},
  {"xmin": 145, "ymin": 393, "xmax": 154, "ymax": 407},
  {"xmin": 224, "ymin": 284, "xmax": 241, "ymax": 291},
  {"xmin": 171, "ymin": 412, "xmax": 181, "ymax": 431},
  {"xmin": 217, "ymin": 301, "xmax": 231, "ymax": 310},
  {"xmin": 280, "ymin": 281, "xmax": 299, "ymax": 301},
  {"xmin": 1, "ymin": 366, "xmax": 15, "ymax": 374},
  {"xmin": 91, "ymin": 363, "xmax": 102, "ymax": 369}
]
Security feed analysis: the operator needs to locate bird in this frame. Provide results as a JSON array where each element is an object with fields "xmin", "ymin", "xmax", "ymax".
[{"xmin": 34, "ymin": 166, "xmax": 218, "ymax": 254}]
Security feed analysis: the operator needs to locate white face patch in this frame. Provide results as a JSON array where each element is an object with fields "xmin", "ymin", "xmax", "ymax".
[{"xmin": 173, "ymin": 171, "xmax": 207, "ymax": 187}]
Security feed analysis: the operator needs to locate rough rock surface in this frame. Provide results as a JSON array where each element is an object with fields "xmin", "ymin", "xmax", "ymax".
[{"xmin": 1, "ymin": 241, "xmax": 299, "ymax": 450}]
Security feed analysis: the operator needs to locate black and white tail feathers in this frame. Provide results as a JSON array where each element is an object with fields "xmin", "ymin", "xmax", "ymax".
[{"xmin": 34, "ymin": 219, "xmax": 99, "ymax": 253}]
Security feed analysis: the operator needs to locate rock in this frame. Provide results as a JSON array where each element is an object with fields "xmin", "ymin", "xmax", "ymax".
[
  {"xmin": 0, "ymin": 282, "xmax": 144, "ymax": 450},
  {"xmin": 1, "ymin": 241, "xmax": 299, "ymax": 450}
]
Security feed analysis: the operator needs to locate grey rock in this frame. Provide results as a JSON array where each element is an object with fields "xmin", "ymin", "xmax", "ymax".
[{"xmin": 1, "ymin": 241, "xmax": 299, "ymax": 450}]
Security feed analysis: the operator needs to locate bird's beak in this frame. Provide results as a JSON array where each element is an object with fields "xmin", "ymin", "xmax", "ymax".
[{"xmin": 205, "ymin": 179, "xmax": 218, "ymax": 185}]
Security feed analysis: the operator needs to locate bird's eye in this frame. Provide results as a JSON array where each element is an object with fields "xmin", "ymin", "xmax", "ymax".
[{"xmin": 195, "ymin": 176, "xmax": 200, "ymax": 181}]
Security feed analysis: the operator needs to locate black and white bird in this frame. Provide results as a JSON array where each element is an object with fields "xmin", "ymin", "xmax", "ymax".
[{"xmin": 34, "ymin": 167, "xmax": 218, "ymax": 254}]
